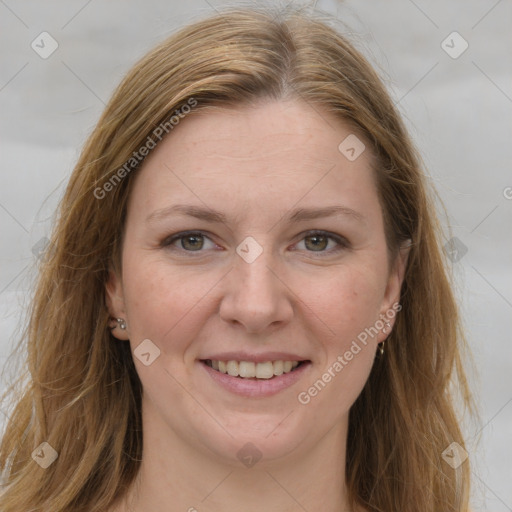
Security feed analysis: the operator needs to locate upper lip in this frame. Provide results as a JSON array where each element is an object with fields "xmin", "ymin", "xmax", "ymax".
[{"xmin": 199, "ymin": 351, "xmax": 310, "ymax": 363}]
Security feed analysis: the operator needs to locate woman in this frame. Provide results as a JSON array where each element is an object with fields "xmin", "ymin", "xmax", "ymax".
[{"xmin": 0, "ymin": 5, "xmax": 475, "ymax": 511}]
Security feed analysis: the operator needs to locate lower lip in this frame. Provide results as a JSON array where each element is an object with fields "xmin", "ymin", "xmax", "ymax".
[{"xmin": 199, "ymin": 361, "xmax": 311, "ymax": 398}]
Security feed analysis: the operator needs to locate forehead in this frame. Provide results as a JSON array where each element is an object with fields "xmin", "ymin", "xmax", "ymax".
[
  {"xmin": 157, "ymin": 100, "xmax": 368, "ymax": 163},
  {"xmin": 127, "ymin": 99, "xmax": 379, "ymax": 220}
]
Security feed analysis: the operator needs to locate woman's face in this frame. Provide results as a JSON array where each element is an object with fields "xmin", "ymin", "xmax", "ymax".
[{"xmin": 107, "ymin": 99, "xmax": 406, "ymax": 466}]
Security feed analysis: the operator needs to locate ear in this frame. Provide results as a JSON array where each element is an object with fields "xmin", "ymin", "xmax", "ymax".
[
  {"xmin": 105, "ymin": 268, "xmax": 130, "ymax": 341},
  {"xmin": 377, "ymin": 240, "xmax": 411, "ymax": 341}
]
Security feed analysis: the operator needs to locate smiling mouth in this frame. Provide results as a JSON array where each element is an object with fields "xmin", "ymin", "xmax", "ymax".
[{"xmin": 201, "ymin": 359, "xmax": 308, "ymax": 380}]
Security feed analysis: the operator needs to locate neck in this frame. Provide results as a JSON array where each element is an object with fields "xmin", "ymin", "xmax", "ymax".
[{"xmin": 116, "ymin": 398, "xmax": 355, "ymax": 512}]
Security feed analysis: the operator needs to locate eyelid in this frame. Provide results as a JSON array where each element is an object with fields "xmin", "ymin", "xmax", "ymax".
[
  {"xmin": 160, "ymin": 230, "xmax": 219, "ymax": 252},
  {"xmin": 161, "ymin": 229, "xmax": 350, "ymax": 255},
  {"xmin": 292, "ymin": 230, "xmax": 350, "ymax": 255}
]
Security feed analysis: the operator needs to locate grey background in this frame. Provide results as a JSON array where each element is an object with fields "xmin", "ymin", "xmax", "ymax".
[{"xmin": 0, "ymin": 0, "xmax": 511, "ymax": 510}]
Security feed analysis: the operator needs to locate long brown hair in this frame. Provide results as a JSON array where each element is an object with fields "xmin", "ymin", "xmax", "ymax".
[{"xmin": 0, "ymin": 5, "xmax": 475, "ymax": 511}]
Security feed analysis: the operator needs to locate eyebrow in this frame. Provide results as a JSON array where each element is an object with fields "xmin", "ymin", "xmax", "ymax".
[{"xmin": 146, "ymin": 204, "xmax": 365, "ymax": 225}]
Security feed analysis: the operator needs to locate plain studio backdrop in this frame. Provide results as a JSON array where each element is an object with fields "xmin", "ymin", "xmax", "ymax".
[{"xmin": 0, "ymin": 1, "xmax": 511, "ymax": 510}]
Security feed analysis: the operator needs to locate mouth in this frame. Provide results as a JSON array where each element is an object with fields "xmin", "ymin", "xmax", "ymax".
[
  {"xmin": 200, "ymin": 359, "xmax": 308, "ymax": 380},
  {"xmin": 199, "ymin": 358, "xmax": 311, "ymax": 398}
]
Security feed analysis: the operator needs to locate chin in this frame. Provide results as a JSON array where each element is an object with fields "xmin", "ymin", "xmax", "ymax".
[{"xmin": 196, "ymin": 412, "xmax": 312, "ymax": 468}]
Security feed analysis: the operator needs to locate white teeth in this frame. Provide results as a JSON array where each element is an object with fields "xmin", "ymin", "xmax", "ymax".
[
  {"xmin": 207, "ymin": 359, "xmax": 303, "ymax": 379},
  {"xmin": 226, "ymin": 360, "xmax": 239, "ymax": 377},
  {"xmin": 273, "ymin": 360, "xmax": 284, "ymax": 375},
  {"xmin": 239, "ymin": 361, "xmax": 256, "ymax": 378},
  {"xmin": 255, "ymin": 361, "xmax": 274, "ymax": 379}
]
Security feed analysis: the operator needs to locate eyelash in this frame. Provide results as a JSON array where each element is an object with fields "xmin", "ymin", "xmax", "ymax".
[{"xmin": 160, "ymin": 230, "xmax": 350, "ymax": 257}]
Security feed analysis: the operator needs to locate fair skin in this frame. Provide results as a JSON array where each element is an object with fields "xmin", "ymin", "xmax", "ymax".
[{"xmin": 106, "ymin": 99, "xmax": 408, "ymax": 512}]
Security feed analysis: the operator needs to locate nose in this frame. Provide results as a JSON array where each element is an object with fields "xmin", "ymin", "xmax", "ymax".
[{"xmin": 219, "ymin": 248, "xmax": 294, "ymax": 334}]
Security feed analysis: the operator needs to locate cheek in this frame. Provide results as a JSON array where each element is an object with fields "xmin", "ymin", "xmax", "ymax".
[
  {"xmin": 302, "ymin": 265, "xmax": 384, "ymax": 402},
  {"xmin": 316, "ymin": 265, "xmax": 385, "ymax": 345},
  {"xmin": 121, "ymin": 254, "xmax": 214, "ymax": 354}
]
